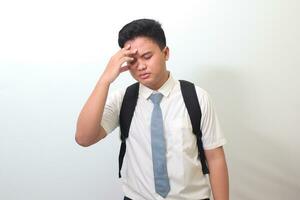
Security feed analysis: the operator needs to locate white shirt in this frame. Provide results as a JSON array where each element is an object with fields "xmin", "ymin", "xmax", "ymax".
[{"xmin": 101, "ymin": 74, "xmax": 226, "ymax": 200}]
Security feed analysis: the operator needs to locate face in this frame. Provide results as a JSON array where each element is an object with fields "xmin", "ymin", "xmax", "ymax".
[{"xmin": 124, "ymin": 36, "xmax": 170, "ymax": 90}]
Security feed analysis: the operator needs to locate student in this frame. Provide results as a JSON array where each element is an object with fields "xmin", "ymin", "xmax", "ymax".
[{"xmin": 75, "ymin": 18, "xmax": 229, "ymax": 200}]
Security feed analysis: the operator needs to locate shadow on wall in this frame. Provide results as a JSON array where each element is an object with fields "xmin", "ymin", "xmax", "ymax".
[{"xmin": 189, "ymin": 66, "xmax": 300, "ymax": 200}]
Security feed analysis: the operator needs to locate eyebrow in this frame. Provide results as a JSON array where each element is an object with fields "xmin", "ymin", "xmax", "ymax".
[{"xmin": 138, "ymin": 51, "xmax": 152, "ymax": 57}]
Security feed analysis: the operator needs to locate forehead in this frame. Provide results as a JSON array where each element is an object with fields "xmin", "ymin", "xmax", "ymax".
[{"xmin": 124, "ymin": 36, "xmax": 160, "ymax": 53}]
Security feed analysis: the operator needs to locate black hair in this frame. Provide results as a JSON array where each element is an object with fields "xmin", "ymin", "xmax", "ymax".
[{"xmin": 118, "ymin": 19, "xmax": 166, "ymax": 50}]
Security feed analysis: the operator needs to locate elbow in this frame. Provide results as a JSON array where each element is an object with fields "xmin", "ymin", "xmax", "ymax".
[
  {"xmin": 75, "ymin": 131, "xmax": 92, "ymax": 147},
  {"xmin": 75, "ymin": 127, "xmax": 106, "ymax": 147}
]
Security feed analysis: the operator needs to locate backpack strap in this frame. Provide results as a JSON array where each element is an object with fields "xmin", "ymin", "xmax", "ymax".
[
  {"xmin": 179, "ymin": 80, "xmax": 209, "ymax": 174},
  {"xmin": 118, "ymin": 82, "xmax": 139, "ymax": 178},
  {"xmin": 118, "ymin": 80, "xmax": 209, "ymax": 177}
]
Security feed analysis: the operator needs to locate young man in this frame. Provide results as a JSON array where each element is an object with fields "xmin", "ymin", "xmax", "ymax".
[{"xmin": 75, "ymin": 19, "xmax": 229, "ymax": 200}]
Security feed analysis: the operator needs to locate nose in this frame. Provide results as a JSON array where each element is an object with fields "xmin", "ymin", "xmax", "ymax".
[{"xmin": 137, "ymin": 61, "xmax": 146, "ymax": 71}]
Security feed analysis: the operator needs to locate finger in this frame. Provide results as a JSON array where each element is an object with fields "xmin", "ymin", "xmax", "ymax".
[
  {"xmin": 120, "ymin": 56, "xmax": 135, "ymax": 64},
  {"xmin": 125, "ymin": 49, "xmax": 138, "ymax": 57},
  {"xmin": 123, "ymin": 44, "xmax": 131, "ymax": 50},
  {"xmin": 117, "ymin": 44, "xmax": 131, "ymax": 56},
  {"xmin": 120, "ymin": 65, "xmax": 129, "ymax": 73},
  {"xmin": 116, "ymin": 45, "xmax": 134, "ymax": 58}
]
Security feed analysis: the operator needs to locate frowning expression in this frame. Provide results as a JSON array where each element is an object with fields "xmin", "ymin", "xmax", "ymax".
[{"xmin": 124, "ymin": 36, "xmax": 169, "ymax": 90}]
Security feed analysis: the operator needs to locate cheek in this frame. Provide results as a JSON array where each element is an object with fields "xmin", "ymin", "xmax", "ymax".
[
  {"xmin": 147, "ymin": 59, "xmax": 159, "ymax": 69},
  {"xmin": 149, "ymin": 59, "xmax": 164, "ymax": 73},
  {"xmin": 129, "ymin": 67, "xmax": 138, "ymax": 77}
]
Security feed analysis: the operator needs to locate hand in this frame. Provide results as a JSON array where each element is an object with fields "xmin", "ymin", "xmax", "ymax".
[{"xmin": 101, "ymin": 44, "xmax": 137, "ymax": 84}]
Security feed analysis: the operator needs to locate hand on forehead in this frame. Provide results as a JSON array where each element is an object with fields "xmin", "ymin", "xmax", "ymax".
[{"xmin": 124, "ymin": 37, "xmax": 158, "ymax": 55}]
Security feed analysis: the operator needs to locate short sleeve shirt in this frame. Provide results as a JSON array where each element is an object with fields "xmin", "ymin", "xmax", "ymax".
[{"xmin": 101, "ymin": 74, "xmax": 226, "ymax": 200}]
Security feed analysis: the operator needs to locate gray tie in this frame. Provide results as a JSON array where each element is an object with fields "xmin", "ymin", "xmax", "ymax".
[{"xmin": 149, "ymin": 93, "xmax": 170, "ymax": 198}]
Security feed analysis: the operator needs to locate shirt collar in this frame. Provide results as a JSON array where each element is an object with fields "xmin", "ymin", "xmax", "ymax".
[{"xmin": 139, "ymin": 72, "xmax": 176, "ymax": 100}]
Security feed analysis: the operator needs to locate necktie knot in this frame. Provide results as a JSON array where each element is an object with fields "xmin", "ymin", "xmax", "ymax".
[{"xmin": 149, "ymin": 93, "xmax": 163, "ymax": 105}]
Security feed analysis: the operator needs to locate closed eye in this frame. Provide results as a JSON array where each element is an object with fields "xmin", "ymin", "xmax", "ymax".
[{"xmin": 143, "ymin": 54, "xmax": 152, "ymax": 60}]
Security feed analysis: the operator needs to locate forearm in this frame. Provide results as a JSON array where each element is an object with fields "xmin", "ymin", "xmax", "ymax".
[
  {"xmin": 75, "ymin": 45, "xmax": 136, "ymax": 146},
  {"xmin": 75, "ymin": 77, "xmax": 110, "ymax": 146},
  {"xmin": 206, "ymin": 148, "xmax": 229, "ymax": 200}
]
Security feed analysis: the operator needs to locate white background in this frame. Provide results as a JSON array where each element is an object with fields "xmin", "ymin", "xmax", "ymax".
[{"xmin": 1, "ymin": 0, "xmax": 299, "ymax": 199}]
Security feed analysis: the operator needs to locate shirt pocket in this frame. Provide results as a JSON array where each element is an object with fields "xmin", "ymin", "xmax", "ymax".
[
  {"xmin": 166, "ymin": 117, "xmax": 192, "ymax": 151},
  {"xmin": 167, "ymin": 117, "xmax": 198, "ymax": 156}
]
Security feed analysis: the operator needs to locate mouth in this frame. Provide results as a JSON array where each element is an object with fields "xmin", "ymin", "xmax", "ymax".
[{"xmin": 139, "ymin": 73, "xmax": 150, "ymax": 80}]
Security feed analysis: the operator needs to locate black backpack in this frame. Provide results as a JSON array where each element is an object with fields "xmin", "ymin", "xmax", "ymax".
[{"xmin": 118, "ymin": 80, "xmax": 209, "ymax": 178}]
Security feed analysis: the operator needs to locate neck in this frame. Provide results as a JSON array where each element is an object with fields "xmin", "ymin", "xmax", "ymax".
[{"xmin": 151, "ymin": 71, "xmax": 170, "ymax": 90}]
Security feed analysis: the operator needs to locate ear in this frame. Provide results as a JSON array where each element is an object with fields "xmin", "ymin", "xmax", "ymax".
[{"xmin": 163, "ymin": 46, "xmax": 170, "ymax": 61}]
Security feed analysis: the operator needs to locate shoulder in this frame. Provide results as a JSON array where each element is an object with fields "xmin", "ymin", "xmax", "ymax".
[
  {"xmin": 176, "ymin": 79, "xmax": 211, "ymax": 103},
  {"xmin": 109, "ymin": 88, "xmax": 126, "ymax": 100},
  {"xmin": 194, "ymin": 85, "xmax": 210, "ymax": 100},
  {"xmin": 193, "ymin": 85, "xmax": 217, "ymax": 116},
  {"xmin": 106, "ymin": 87, "xmax": 126, "ymax": 106},
  {"xmin": 179, "ymin": 80, "xmax": 210, "ymax": 100},
  {"xmin": 185, "ymin": 82, "xmax": 213, "ymax": 112},
  {"xmin": 107, "ymin": 82, "xmax": 140, "ymax": 103}
]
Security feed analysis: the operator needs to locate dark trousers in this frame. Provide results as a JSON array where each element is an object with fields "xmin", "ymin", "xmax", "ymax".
[{"xmin": 124, "ymin": 197, "xmax": 209, "ymax": 200}]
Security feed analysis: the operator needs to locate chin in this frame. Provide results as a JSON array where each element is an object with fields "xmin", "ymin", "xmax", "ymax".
[
  {"xmin": 138, "ymin": 78, "xmax": 151, "ymax": 85},
  {"xmin": 134, "ymin": 74, "xmax": 151, "ymax": 83},
  {"xmin": 137, "ymin": 78, "xmax": 152, "ymax": 87},
  {"xmin": 132, "ymin": 74, "xmax": 158, "ymax": 89}
]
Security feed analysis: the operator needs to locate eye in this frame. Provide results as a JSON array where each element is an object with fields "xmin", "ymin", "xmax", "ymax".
[{"xmin": 144, "ymin": 54, "xmax": 152, "ymax": 60}]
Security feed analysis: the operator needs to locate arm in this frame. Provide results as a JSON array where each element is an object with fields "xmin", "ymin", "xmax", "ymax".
[
  {"xmin": 75, "ymin": 44, "xmax": 137, "ymax": 147},
  {"xmin": 205, "ymin": 146, "xmax": 229, "ymax": 200}
]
